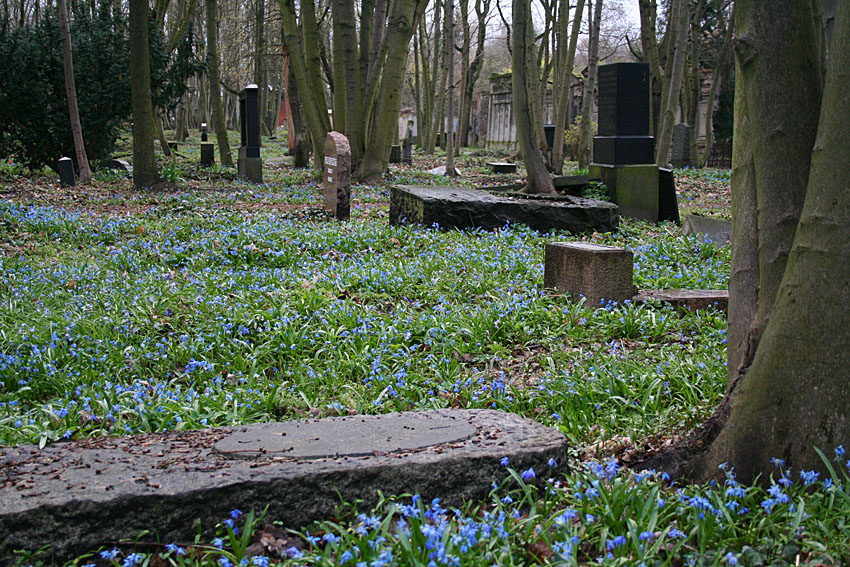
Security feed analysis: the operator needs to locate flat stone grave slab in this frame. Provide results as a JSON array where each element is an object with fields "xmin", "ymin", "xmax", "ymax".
[
  {"xmin": 266, "ymin": 156, "xmax": 295, "ymax": 167},
  {"xmin": 0, "ymin": 409, "xmax": 565, "ymax": 561},
  {"xmin": 390, "ymin": 185, "xmax": 618, "ymax": 234},
  {"xmin": 487, "ymin": 162, "xmax": 518, "ymax": 174},
  {"xmin": 553, "ymin": 175, "xmax": 589, "ymax": 195},
  {"xmin": 682, "ymin": 214, "xmax": 731, "ymax": 244},
  {"xmin": 635, "ymin": 289, "xmax": 728, "ymax": 312}
]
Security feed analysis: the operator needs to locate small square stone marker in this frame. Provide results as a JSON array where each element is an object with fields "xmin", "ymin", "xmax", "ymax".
[
  {"xmin": 544, "ymin": 242, "xmax": 636, "ymax": 306},
  {"xmin": 323, "ymin": 131, "xmax": 351, "ymax": 220}
]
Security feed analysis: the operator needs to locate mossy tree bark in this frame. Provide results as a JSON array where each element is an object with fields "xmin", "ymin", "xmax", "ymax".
[
  {"xmin": 577, "ymin": 0, "xmax": 602, "ymax": 170},
  {"xmin": 654, "ymin": 0, "xmax": 688, "ymax": 166},
  {"xmin": 551, "ymin": 0, "xmax": 584, "ymax": 174},
  {"xmin": 640, "ymin": 0, "xmax": 847, "ymax": 485},
  {"xmin": 512, "ymin": 0, "xmax": 554, "ymax": 194},
  {"xmin": 129, "ymin": 0, "xmax": 160, "ymax": 188},
  {"xmin": 205, "ymin": 0, "xmax": 233, "ymax": 167}
]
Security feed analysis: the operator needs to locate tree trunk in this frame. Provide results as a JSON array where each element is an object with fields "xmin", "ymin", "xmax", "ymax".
[
  {"xmin": 129, "ymin": 0, "xmax": 159, "ymax": 188},
  {"xmin": 512, "ymin": 0, "xmax": 554, "ymax": 194},
  {"xmin": 445, "ymin": 0, "xmax": 455, "ymax": 173},
  {"xmin": 286, "ymin": 53, "xmax": 311, "ymax": 168},
  {"xmin": 552, "ymin": 0, "xmax": 584, "ymax": 173},
  {"xmin": 332, "ymin": 0, "xmax": 362, "ymax": 166},
  {"xmin": 58, "ymin": 0, "xmax": 92, "ymax": 184},
  {"xmin": 205, "ymin": 0, "xmax": 233, "ymax": 166},
  {"xmin": 684, "ymin": 0, "xmax": 847, "ymax": 483},
  {"xmin": 638, "ymin": 0, "xmax": 663, "ymax": 137},
  {"xmin": 253, "ymin": 0, "xmax": 269, "ymax": 138},
  {"xmin": 577, "ymin": 0, "xmax": 602, "ymax": 169},
  {"xmin": 654, "ymin": 0, "xmax": 689, "ymax": 166},
  {"xmin": 700, "ymin": 2, "xmax": 734, "ymax": 167},
  {"xmin": 637, "ymin": 0, "xmax": 832, "ymax": 485}
]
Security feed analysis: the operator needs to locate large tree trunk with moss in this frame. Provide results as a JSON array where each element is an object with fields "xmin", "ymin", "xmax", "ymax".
[
  {"xmin": 512, "ymin": 0, "xmax": 554, "ymax": 194},
  {"xmin": 577, "ymin": 0, "xmax": 602, "ymax": 170},
  {"xmin": 58, "ymin": 0, "xmax": 92, "ymax": 184},
  {"xmin": 551, "ymin": 0, "xmax": 584, "ymax": 173},
  {"xmin": 205, "ymin": 0, "xmax": 233, "ymax": 167},
  {"xmin": 129, "ymin": 0, "xmax": 159, "ymax": 188},
  {"xmin": 639, "ymin": 0, "xmax": 843, "ymax": 485}
]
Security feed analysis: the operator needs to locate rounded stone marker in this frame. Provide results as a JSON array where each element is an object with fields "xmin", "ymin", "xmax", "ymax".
[{"xmin": 214, "ymin": 413, "xmax": 477, "ymax": 460}]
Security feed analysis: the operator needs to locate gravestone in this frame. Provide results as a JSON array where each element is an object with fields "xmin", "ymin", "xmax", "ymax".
[
  {"xmin": 671, "ymin": 123, "xmax": 691, "ymax": 168},
  {"xmin": 682, "ymin": 214, "xmax": 731, "ymax": 244},
  {"xmin": 543, "ymin": 124, "xmax": 556, "ymax": 150},
  {"xmin": 57, "ymin": 157, "xmax": 75, "ymax": 187},
  {"xmin": 323, "ymin": 131, "xmax": 351, "ymax": 220},
  {"xmin": 389, "ymin": 144, "xmax": 402, "ymax": 164},
  {"xmin": 100, "ymin": 158, "xmax": 133, "ymax": 175},
  {"xmin": 544, "ymin": 242, "xmax": 636, "ymax": 306},
  {"xmin": 201, "ymin": 122, "xmax": 208, "ymax": 142},
  {"xmin": 589, "ymin": 62, "xmax": 679, "ymax": 223},
  {"xmin": 200, "ymin": 142, "xmax": 215, "ymax": 167},
  {"xmin": 553, "ymin": 174, "xmax": 589, "ymax": 195},
  {"xmin": 402, "ymin": 131, "xmax": 413, "ymax": 165},
  {"xmin": 0, "ymin": 410, "xmax": 566, "ymax": 562},
  {"xmin": 592, "ymin": 62, "xmax": 654, "ymax": 165},
  {"xmin": 487, "ymin": 162, "xmax": 518, "ymax": 174},
  {"xmin": 237, "ymin": 84, "xmax": 263, "ymax": 183}
]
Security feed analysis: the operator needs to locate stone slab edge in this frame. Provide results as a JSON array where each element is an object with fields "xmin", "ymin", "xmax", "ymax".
[{"xmin": 0, "ymin": 410, "xmax": 566, "ymax": 561}]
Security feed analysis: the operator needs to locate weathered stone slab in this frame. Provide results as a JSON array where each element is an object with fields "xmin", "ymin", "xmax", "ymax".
[
  {"xmin": 635, "ymin": 289, "xmax": 728, "ymax": 312},
  {"xmin": 682, "ymin": 214, "xmax": 731, "ymax": 244},
  {"xmin": 323, "ymin": 131, "xmax": 351, "ymax": 220},
  {"xmin": 544, "ymin": 242, "xmax": 636, "ymax": 306},
  {"xmin": 100, "ymin": 158, "xmax": 133, "ymax": 174},
  {"xmin": 553, "ymin": 174, "xmax": 589, "ymax": 195},
  {"xmin": 0, "ymin": 410, "xmax": 566, "ymax": 561},
  {"xmin": 390, "ymin": 186, "xmax": 618, "ymax": 234},
  {"xmin": 487, "ymin": 162, "xmax": 518, "ymax": 174},
  {"xmin": 671, "ymin": 123, "xmax": 691, "ymax": 168}
]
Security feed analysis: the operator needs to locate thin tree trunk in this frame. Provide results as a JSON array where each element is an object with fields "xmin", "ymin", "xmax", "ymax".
[
  {"xmin": 552, "ymin": 0, "xmax": 584, "ymax": 173},
  {"xmin": 205, "ymin": 0, "xmax": 233, "ymax": 166},
  {"xmin": 578, "ymin": 0, "xmax": 602, "ymax": 169},
  {"xmin": 58, "ymin": 0, "xmax": 91, "ymax": 183},
  {"xmin": 655, "ymin": 0, "xmax": 689, "ymax": 166},
  {"xmin": 129, "ymin": 0, "xmax": 159, "ymax": 188},
  {"xmin": 512, "ymin": 0, "xmax": 554, "ymax": 194},
  {"xmin": 446, "ymin": 0, "xmax": 455, "ymax": 173}
]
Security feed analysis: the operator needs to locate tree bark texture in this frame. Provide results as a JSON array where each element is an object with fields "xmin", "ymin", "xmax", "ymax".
[
  {"xmin": 129, "ymin": 0, "xmax": 160, "ymax": 188},
  {"xmin": 687, "ymin": 0, "xmax": 849, "ymax": 483},
  {"xmin": 205, "ymin": 0, "xmax": 233, "ymax": 167},
  {"xmin": 577, "ymin": 0, "xmax": 602, "ymax": 169},
  {"xmin": 552, "ymin": 0, "xmax": 584, "ymax": 173},
  {"xmin": 58, "ymin": 0, "xmax": 92, "ymax": 184},
  {"xmin": 654, "ymin": 0, "xmax": 688, "ymax": 166},
  {"xmin": 512, "ymin": 0, "xmax": 554, "ymax": 194}
]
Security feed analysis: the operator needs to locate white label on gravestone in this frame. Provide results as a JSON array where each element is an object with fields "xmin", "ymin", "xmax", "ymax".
[
  {"xmin": 327, "ymin": 168, "xmax": 333, "ymax": 175},
  {"xmin": 327, "ymin": 176, "xmax": 333, "ymax": 183},
  {"xmin": 324, "ymin": 156, "xmax": 337, "ymax": 166}
]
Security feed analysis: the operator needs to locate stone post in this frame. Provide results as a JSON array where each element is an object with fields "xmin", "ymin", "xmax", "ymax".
[
  {"xmin": 237, "ymin": 84, "xmax": 263, "ymax": 183},
  {"xmin": 58, "ymin": 157, "xmax": 75, "ymax": 187},
  {"xmin": 323, "ymin": 131, "xmax": 351, "ymax": 221}
]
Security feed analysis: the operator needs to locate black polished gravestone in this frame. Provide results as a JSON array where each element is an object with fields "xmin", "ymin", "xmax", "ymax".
[
  {"xmin": 57, "ymin": 157, "xmax": 75, "ymax": 187},
  {"xmin": 237, "ymin": 84, "xmax": 262, "ymax": 183},
  {"xmin": 592, "ymin": 62, "xmax": 654, "ymax": 165},
  {"xmin": 589, "ymin": 62, "xmax": 678, "ymax": 223}
]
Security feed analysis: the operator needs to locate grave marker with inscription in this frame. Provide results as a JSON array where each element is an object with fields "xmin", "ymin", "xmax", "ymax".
[{"xmin": 323, "ymin": 131, "xmax": 351, "ymax": 221}]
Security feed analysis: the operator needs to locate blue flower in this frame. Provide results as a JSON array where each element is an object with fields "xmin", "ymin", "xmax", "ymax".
[
  {"xmin": 100, "ymin": 548, "xmax": 120, "ymax": 560},
  {"xmin": 339, "ymin": 550, "xmax": 355, "ymax": 564},
  {"xmin": 639, "ymin": 531, "xmax": 654, "ymax": 541},
  {"xmin": 500, "ymin": 457, "xmax": 509, "ymax": 467},
  {"xmin": 251, "ymin": 557, "xmax": 270, "ymax": 567},
  {"xmin": 123, "ymin": 554, "xmax": 144, "ymax": 567},
  {"xmin": 521, "ymin": 468, "xmax": 536, "ymax": 481},
  {"xmin": 547, "ymin": 458, "xmax": 558, "ymax": 467},
  {"xmin": 836, "ymin": 445, "xmax": 846, "ymax": 460},
  {"xmin": 286, "ymin": 546, "xmax": 303, "ymax": 558},
  {"xmin": 230, "ymin": 509, "xmax": 243, "ymax": 519},
  {"xmin": 800, "ymin": 469, "xmax": 820, "ymax": 485},
  {"xmin": 725, "ymin": 552, "xmax": 738, "ymax": 565},
  {"xmin": 165, "ymin": 543, "xmax": 186, "ymax": 555},
  {"xmin": 218, "ymin": 558, "xmax": 233, "ymax": 567}
]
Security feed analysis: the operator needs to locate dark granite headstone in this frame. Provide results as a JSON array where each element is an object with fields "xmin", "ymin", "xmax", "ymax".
[
  {"xmin": 671, "ymin": 123, "xmax": 691, "ymax": 168},
  {"xmin": 237, "ymin": 84, "xmax": 262, "ymax": 183},
  {"xmin": 488, "ymin": 162, "xmax": 518, "ymax": 174},
  {"xmin": 658, "ymin": 167, "xmax": 680, "ymax": 223},
  {"xmin": 57, "ymin": 157, "xmax": 75, "ymax": 187},
  {"xmin": 593, "ymin": 62, "xmax": 654, "ymax": 166},
  {"xmin": 323, "ymin": 131, "xmax": 351, "ymax": 221},
  {"xmin": 201, "ymin": 122, "xmax": 208, "ymax": 142},
  {"xmin": 389, "ymin": 145, "xmax": 402, "ymax": 163},
  {"xmin": 543, "ymin": 124, "xmax": 556, "ymax": 150},
  {"xmin": 200, "ymin": 142, "xmax": 215, "ymax": 167}
]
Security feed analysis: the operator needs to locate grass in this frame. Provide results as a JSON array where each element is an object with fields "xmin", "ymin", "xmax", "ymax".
[{"xmin": 4, "ymin": 147, "xmax": 847, "ymax": 565}]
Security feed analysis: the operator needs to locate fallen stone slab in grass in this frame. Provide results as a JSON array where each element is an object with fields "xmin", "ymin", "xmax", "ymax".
[
  {"xmin": 0, "ymin": 410, "xmax": 566, "ymax": 562},
  {"xmin": 389, "ymin": 185, "xmax": 618, "ymax": 234},
  {"xmin": 635, "ymin": 289, "xmax": 729, "ymax": 312}
]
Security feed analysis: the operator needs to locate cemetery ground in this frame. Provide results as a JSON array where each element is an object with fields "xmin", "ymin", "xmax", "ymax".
[{"xmin": 1, "ymin": 135, "xmax": 848, "ymax": 566}]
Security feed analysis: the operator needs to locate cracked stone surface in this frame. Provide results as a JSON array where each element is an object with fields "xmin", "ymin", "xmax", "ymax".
[{"xmin": 0, "ymin": 410, "xmax": 567, "ymax": 561}]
